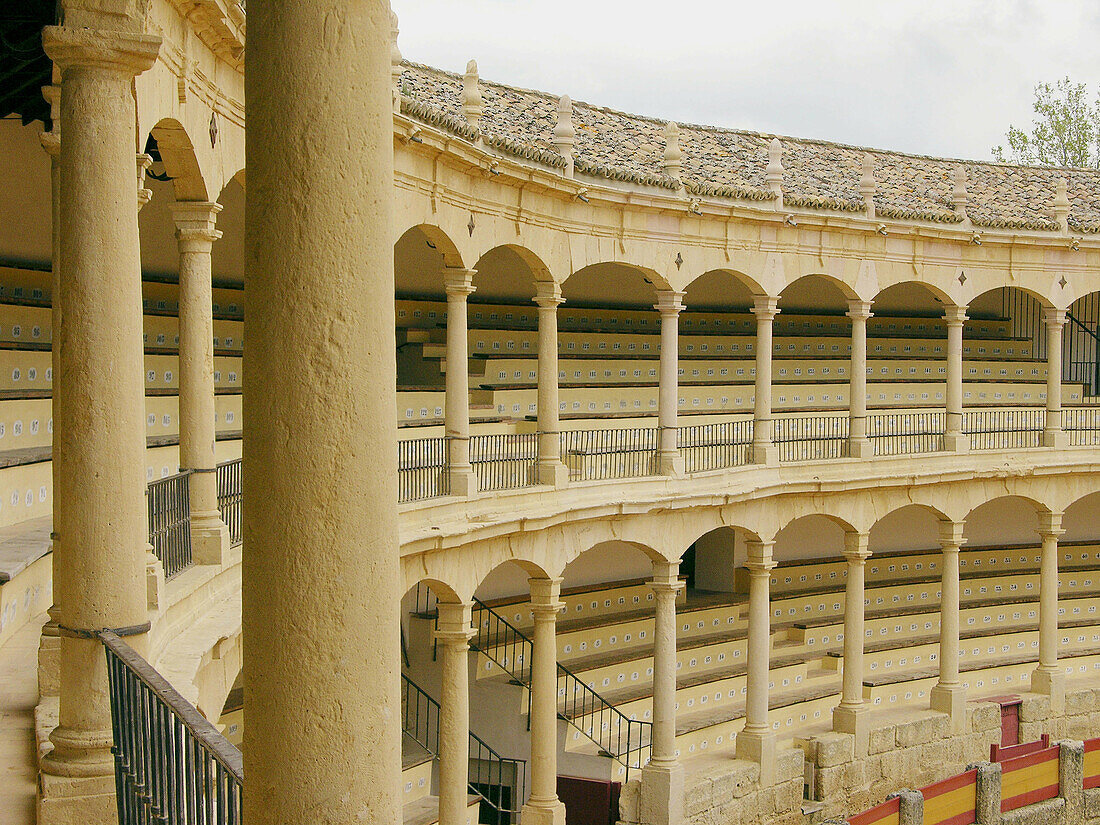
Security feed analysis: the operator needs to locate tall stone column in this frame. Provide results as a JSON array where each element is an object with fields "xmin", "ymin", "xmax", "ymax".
[
  {"xmin": 39, "ymin": 23, "xmax": 160, "ymax": 821},
  {"xmin": 737, "ymin": 540, "xmax": 776, "ymax": 784},
  {"xmin": 930, "ymin": 521, "xmax": 966, "ymax": 731},
  {"xmin": 535, "ymin": 282, "xmax": 568, "ymax": 486},
  {"xmin": 751, "ymin": 297, "xmax": 779, "ymax": 465},
  {"xmin": 655, "ymin": 291, "xmax": 684, "ymax": 476},
  {"xmin": 1032, "ymin": 512, "xmax": 1066, "ymax": 711},
  {"xmin": 243, "ymin": 4, "xmax": 402, "ymax": 824},
  {"xmin": 944, "ymin": 305, "xmax": 968, "ymax": 451},
  {"xmin": 833, "ymin": 531, "xmax": 871, "ymax": 755},
  {"xmin": 642, "ymin": 560, "xmax": 686, "ymax": 825},
  {"xmin": 1042, "ymin": 308, "xmax": 1067, "ymax": 448},
  {"xmin": 847, "ymin": 300, "xmax": 873, "ymax": 458},
  {"xmin": 523, "ymin": 577, "xmax": 566, "ymax": 825},
  {"xmin": 171, "ymin": 201, "xmax": 230, "ymax": 564},
  {"xmin": 435, "ymin": 602, "xmax": 475, "ymax": 825},
  {"xmin": 443, "ymin": 268, "xmax": 477, "ymax": 496}
]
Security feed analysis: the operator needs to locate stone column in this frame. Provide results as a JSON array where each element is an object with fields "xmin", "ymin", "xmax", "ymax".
[
  {"xmin": 243, "ymin": 4, "xmax": 402, "ymax": 824},
  {"xmin": 847, "ymin": 300, "xmax": 873, "ymax": 458},
  {"xmin": 1032, "ymin": 512, "xmax": 1066, "ymax": 711},
  {"xmin": 944, "ymin": 305, "xmax": 968, "ymax": 451},
  {"xmin": 833, "ymin": 531, "xmax": 871, "ymax": 756},
  {"xmin": 642, "ymin": 560, "xmax": 686, "ymax": 825},
  {"xmin": 751, "ymin": 297, "xmax": 779, "ymax": 465},
  {"xmin": 1042, "ymin": 308, "xmax": 1067, "ymax": 448},
  {"xmin": 737, "ymin": 540, "xmax": 776, "ymax": 784},
  {"xmin": 535, "ymin": 281, "xmax": 568, "ymax": 487},
  {"xmin": 522, "ymin": 577, "xmax": 566, "ymax": 825},
  {"xmin": 171, "ymin": 201, "xmax": 230, "ymax": 564},
  {"xmin": 38, "ymin": 22, "xmax": 160, "ymax": 820},
  {"xmin": 655, "ymin": 291, "xmax": 684, "ymax": 476},
  {"xmin": 443, "ymin": 268, "xmax": 477, "ymax": 496},
  {"xmin": 931, "ymin": 521, "xmax": 967, "ymax": 730},
  {"xmin": 435, "ymin": 602, "xmax": 475, "ymax": 825}
]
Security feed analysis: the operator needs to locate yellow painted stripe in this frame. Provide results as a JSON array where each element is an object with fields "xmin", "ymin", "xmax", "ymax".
[
  {"xmin": 1002, "ymin": 756, "xmax": 1059, "ymax": 801},
  {"xmin": 924, "ymin": 783, "xmax": 976, "ymax": 825},
  {"xmin": 1085, "ymin": 748, "xmax": 1100, "ymax": 782}
]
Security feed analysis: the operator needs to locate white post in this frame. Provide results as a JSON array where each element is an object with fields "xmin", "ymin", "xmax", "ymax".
[
  {"xmin": 737, "ymin": 540, "xmax": 777, "ymax": 784},
  {"xmin": 751, "ymin": 297, "xmax": 779, "ymax": 465},
  {"xmin": 522, "ymin": 577, "xmax": 566, "ymax": 825},
  {"xmin": 655, "ymin": 291, "xmax": 685, "ymax": 476},
  {"xmin": 930, "ymin": 521, "xmax": 967, "ymax": 731},
  {"xmin": 847, "ymin": 301, "xmax": 873, "ymax": 458},
  {"xmin": 1032, "ymin": 512, "xmax": 1066, "ymax": 711},
  {"xmin": 435, "ymin": 602, "xmax": 475, "ymax": 825},
  {"xmin": 833, "ymin": 531, "xmax": 871, "ymax": 755},
  {"xmin": 535, "ymin": 282, "xmax": 568, "ymax": 487},
  {"xmin": 1043, "ymin": 308, "xmax": 1067, "ymax": 448},
  {"xmin": 444, "ymin": 268, "xmax": 478, "ymax": 496},
  {"xmin": 944, "ymin": 305, "xmax": 968, "ymax": 451}
]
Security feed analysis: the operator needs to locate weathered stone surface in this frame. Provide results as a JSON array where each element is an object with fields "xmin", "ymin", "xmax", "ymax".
[
  {"xmin": 1020, "ymin": 695, "xmax": 1051, "ymax": 723},
  {"xmin": 971, "ymin": 702, "xmax": 1002, "ymax": 732},
  {"xmin": 1001, "ymin": 796, "xmax": 1065, "ymax": 825},
  {"xmin": 815, "ymin": 733, "xmax": 854, "ymax": 768},
  {"xmin": 776, "ymin": 748, "xmax": 805, "ymax": 784},
  {"xmin": 870, "ymin": 724, "xmax": 897, "ymax": 755}
]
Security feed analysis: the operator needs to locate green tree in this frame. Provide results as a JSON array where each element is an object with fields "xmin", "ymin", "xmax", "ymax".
[{"xmin": 993, "ymin": 77, "xmax": 1100, "ymax": 168}]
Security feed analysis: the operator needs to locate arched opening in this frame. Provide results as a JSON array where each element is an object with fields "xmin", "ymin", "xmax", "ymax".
[
  {"xmin": 868, "ymin": 504, "xmax": 945, "ymax": 555},
  {"xmin": 1062, "ymin": 491, "xmax": 1100, "ymax": 544},
  {"xmin": 684, "ymin": 525, "xmax": 757, "ymax": 593},
  {"xmin": 1065, "ymin": 289, "xmax": 1100, "ymax": 405},
  {"xmin": 773, "ymin": 514, "xmax": 851, "ymax": 563},
  {"xmin": 963, "ymin": 495, "xmax": 1042, "ymax": 549}
]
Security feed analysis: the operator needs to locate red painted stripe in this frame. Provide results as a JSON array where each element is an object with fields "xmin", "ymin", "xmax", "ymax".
[
  {"xmin": 935, "ymin": 809, "xmax": 977, "ymax": 825},
  {"xmin": 1085, "ymin": 775, "xmax": 1100, "ymax": 791},
  {"xmin": 1001, "ymin": 783, "xmax": 1059, "ymax": 813},
  {"xmin": 1085, "ymin": 737, "xmax": 1100, "ymax": 753},
  {"xmin": 994, "ymin": 736, "xmax": 1051, "ymax": 762},
  {"xmin": 849, "ymin": 797, "xmax": 900, "ymax": 825},
  {"xmin": 922, "ymin": 770, "xmax": 977, "ymax": 799},
  {"xmin": 1002, "ymin": 745, "xmax": 1059, "ymax": 772}
]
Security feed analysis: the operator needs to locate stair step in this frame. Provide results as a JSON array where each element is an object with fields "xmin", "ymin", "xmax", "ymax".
[{"xmin": 403, "ymin": 794, "xmax": 483, "ymax": 825}]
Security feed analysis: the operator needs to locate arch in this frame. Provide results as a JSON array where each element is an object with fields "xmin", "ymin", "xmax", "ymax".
[
  {"xmin": 871, "ymin": 280, "xmax": 953, "ymax": 316},
  {"xmin": 963, "ymin": 494, "xmax": 1050, "ymax": 548},
  {"xmin": 562, "ymin": 262, "xmax": 672, "ymax": 306},
  {"xmin": 149, "ymin": 118, "xmax": 209, "ymax": 203},
  {"xmin": 561, "ymin": 540, "xmax": 662, "ymax": 590},
  {"xmin": 1062, "ymin": 491, "xmax": 1100, "ymax": 544},
  {"xmin": 778, "ymin": 273, "xmax": 859, "ymax": 314},
  {"xmin": 212, "ymin": 173, "xmax": 245, "ymax": 284},
  {"xmin": 682, "ymin": 268, "xmax": 766, "ymax": 305},
  {"xmin": 684, "ymin": 525, "xmax": 763, "ymax": 593},
  {"xmin": 1063, "ymin": 288, "xmax": 1100, "ymax": 400},
  {"xmin": 474, "ymin": 558, "xmax": 556, "ymax": 603},
  {"xmin": 394, "ymin": 224, "xmax": 468, "ymax": 300},
  {"xmin": 772, "ymin": 512, "xmax": 858, "ymax": 561},
  {"xmin": 868, "ymin": 503, "xmax": 951, "ymax": 555},
  {"xmin": 471, "ymin": 243, "xmax": 553, "ymax": 303}
]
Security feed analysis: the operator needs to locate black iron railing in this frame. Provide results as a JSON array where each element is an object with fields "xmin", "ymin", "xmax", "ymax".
[
  {"xmin": 470, "ymin": 598, "xmax": 650, "ymax": 779},
  {"xmin": 470, "ymin": 433, "xmax": 539, "ymax": 492},
  {"xmin": 964, "ymin": 408, "xmax": 1045, "ymax": 450},
  {"xmin": 402, "ymin": 673, "xmax": 526, "ymax": 825},
  {"xmin": 773, "ymin": 414, "xmax": 850, "ymax": 461},
  {"xmin": 398, "ymin": 437, "xmax": 450, "ymax": 502},
  {"xmin": 1063, "ymin": 406, "xmax": 1100, "ymax": 446},
  {"xmin": 147, "ymin": 471, "xmax": 193, "ymax": 580},
  {"xmin": 560, "ymin": 428, "xmax": 659, "ymax": 482},
  {"xmin": 867, "ymin": 411, "xmax": 945, "ymax": 456},
  {"xmin": 216, "ymin": 459, "xmax": 242, "ymax": 547},
  {"xmin": 100, "ymin": 630, "xmax": 243, "ymax": 825},
  {"xmin": 678, "ymin": 420, "xmax": 753, "ymax": 472}
]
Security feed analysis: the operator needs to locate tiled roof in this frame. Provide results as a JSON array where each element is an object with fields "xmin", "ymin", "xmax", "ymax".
[{"xmin": 398, "ymin": 61, "xmax": 1100, "ymax": 234}]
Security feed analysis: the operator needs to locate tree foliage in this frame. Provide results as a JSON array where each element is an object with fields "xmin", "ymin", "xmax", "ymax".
[{"xmin": 993, "ymin": 77, "xmax": 1100, "ymax": 168}]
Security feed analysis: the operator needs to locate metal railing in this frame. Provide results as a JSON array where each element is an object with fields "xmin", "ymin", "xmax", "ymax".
[
  {"xmin": 216, "ymin": 459, "xmax": 242, "ymax": 547},
  {"xmin": 470, "ymin": 598, "xmax": 651, "ymax": 779},
  {"xmin": 773, "ymin": 414, "xmax": 850, "ymax": 462},
  {"xmin": 402, "ymin": 673, "xmax": 526, "ymax": 825},
  {"xmin": 964, "ymin": 408, "xmax": 1045, "ymax": 450},
  {"xmin": 101, "ymin": 630, "xmax": 243, "ymax": 825},
  {"xmin": 147, "ymin": 471, "xmax": 193, "ymax": 580},
  {"xmin": 560, "ymin": 428, "xmax": 659, "ymax": 482},
  {"xmin": 1064, "ymin": 406, "xmax": 1100, "ymax": 445},
  {"xmin": 470, "ymin": 433, "xmax": 539, "ymax": 492},
  {"xmin": 398, "ymin": 437, "xmax": 450, "ymax": 502},
  {"xmin": 678, "ymin": 420, "xmax": 753, "ymax": 472},
  {"xmin": 867, "ymin": 411, "xmax": 945, "ymax": 457}
]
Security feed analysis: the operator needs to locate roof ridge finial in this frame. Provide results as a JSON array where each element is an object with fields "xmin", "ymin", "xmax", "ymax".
[
  {"xmin": 1052, "ymin": 176, "xmax": 1070, "ymax": 232},
  {"xmin": 952, "ymin": 165, "xmax": 969, "ymax": 224},
  {"xmin": 463, "ymin": 60, "xmax": 483, "ymax": 131},
  {"xmin": 663, "ymin": 121, "xmax": 682, "ymax": 182},
  {"xmin": 766, "ymin": 137, "xmax": 784, "ymax": 207},
  {"xmin": 390, "ymin": 11, "xmax": 402, "ymax": 113},
  {"xmin": 859, "ymin": 152, "xmax": 876, "ymax": 218},
  {"xmin": 553, "ymin": 94, "xmax": 576, "ymax": 178}
]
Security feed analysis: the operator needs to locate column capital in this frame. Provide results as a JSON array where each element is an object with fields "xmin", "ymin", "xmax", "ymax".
[
  {"xmin": 443, "ymin": 267, "xmax": 477, "ymax": 297},
  {"xmin": 943, "ymin": 305, "xmax": 969, "ymax": 326},
  {"xmin": 171, "ymin": 201, "xmax": 223, "ymax": 248},
  {"xmin": 653, "ymin": 290, "xmax": 685, "ymax": 317},
  {"xmin": 435, "ymin": 601, "xmax": 476, "ymax": 647},
  {"xmin": 745, "ymin": 540, "xmax": 776, "ymax": 572},
  {"xmin": 938, "ymin": 520, "xmax": 967, "ymax": 550},
  {"xmin": 843, "ymin": 531, "xmax": 872, "ymax": 561},
  {"xmin": 534, "ymin": 280, "xmax": 564, "ymax": 308},
  {"xmin": 752, "ymin": 295, "xmax": 780, "ymax": 320},
  {"xmin": 649, "ymin": 561, "xmax": 686, "ymax": 595},
  {"xmin": 40, "ymin": 130, "xmax": 60, "ymax": 158},
  {"xmin": 1038, "ymin": 510, "xmax": 1065, "ymax": 538},
  {"xmin": 1042, "ymin": 307, "xmax": 1068, "ymax": 327},
  {"xmin": 136, "ymin": 153, "xmax": 153, "ymax": 210},
  {"xmin": 846, "ymin": 300, "xmax": 874, "ymax": 321},
  {"xmin": 43, "ymin": 26, "xmax": 161, "ymax": 77},
  {"xmin": 528, "ymin": 576, "xmax": 564, "ymax": 613}
]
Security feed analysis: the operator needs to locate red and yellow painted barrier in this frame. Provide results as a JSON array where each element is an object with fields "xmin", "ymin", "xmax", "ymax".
[
  {"xmin": 848, "ymin": 794, "xmax": 900, "ymax": 825},
  {"xmin": 1085, "ymin": 737, "xmax": 1100, "ymax": 790},
  {"xmin": 1000, "ymin": 745, "xmax": 1060, "ymax": 813},
  {"xmin": 920, "ymin": 769, "xmax": 977, "ymax": 825}
]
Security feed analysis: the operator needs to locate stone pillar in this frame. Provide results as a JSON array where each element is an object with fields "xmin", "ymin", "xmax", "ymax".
[
  {"xmin": 833, "ymin": 531, "xmax": 871, "ymax": 755},
  {"xmin": 1032, "ymin": 512, "xmax": 1066, "ymax": 711},
  {"xmin": 522, "ymin": 577, "xmax": 566, "ymax": 825},
  {"xmin": 751, "ymin": 297, "xmax": 779, "ymax": 465},
  {"xmin": 435, "ymin": 602, "xmax": 475, "ymax": 825},
  {"xmin": 171, "ymin": 201, "xmax": 230, "ymax": 565},
  {"xmin": 847, "ymin": 300, "xmax": 873, "ymax": 458},
  {"xmin": 242, "ymin": 4, "xmax": 402, "ymax": 825},
  {"xmin": 535, "ymin": 282, "xmax": 568, "ymax": 487},
  {"xmin": 1059, "ymin": 740, "xmax": 1085, "ymax": 824},
  {"xmin": 897, "ymin": 789, "xmax": 924, "ymax": 825},
  {"xmin": 931, "ymin": 521, "xmax": 967, "ymax": 730},
  {"xmin": 443, "ymin": 268, "xmax": 477, "ymax": 496},
  {"xmin": 1042, "ymin": 308, "xmax": 1067, "ymax": 448},
  {"xmin": 655, "ymin": 291, "xmax": 684, "ymax": 476},
  {"xmin": 642, "ymin": 560, "xmax": 686, "ymax": 825},
  {"xmin": 737, "ymin": 540, "xmax": 776, "ymax": 784},
  {"xmin": 944, "ymin": 305, "xmax": 968, "ymax": 451},
  {"xmin": 38, "ymin": 22, "xmax": 160, "ymax": 821},
  {"xmin": 973, "ymin": 761, "xmax": 1002, "ymax": 825}
]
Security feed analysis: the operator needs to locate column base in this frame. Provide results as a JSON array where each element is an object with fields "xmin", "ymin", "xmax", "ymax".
[
  {"xmin": 145, "ymin": 547, "xmax": 164, "ymax": 612},
  {"xmin": 37, "ymin": 770, "xmax": 116, "ymax": 825},
  {"xmin": 447, "ymin": 467, "xmax": 478, "ymax": 498},
  {"xmin": 750, "ymin": 442, "xmax": 778, "ymax": 466},
  {"xmin": 38, "ymin": 623, "xmax": 60, "ymax": 697},
  {"xmin": 736, "ymin": 727, "xmax": 777, "ymax": 786},
  {"xmin": 832, "ymin": 703, "xmax": 870, "ymax": 757},
  {"xmin": 640, "ymin": 761, "xmax": 684, "ymax": 825},
  {"xmin": 190, "ymin": 511, "xmax": 230, "ymax": 566},
  {"xmin": 1043, "ymin": 428, "xmax": 1067, "ymax": 449},
  {"xmin": 657, "ymin": 450, "xmax": 684, "ymax": 477},
  {"xmin": 929, "ymin": 683, "xmax": 968, "ymax": 732},
  {"xmin": 943, "ymin": 432, "xmax": 969, "ymax": 452},
  {"xmin": 848, "ymin": 437, "xmax": 873, "ymax": 459},
  {"xmin": 538, "ymin": 459, "xmax": 569, "ymax": 488},
  {"xmin": 1031, "ymin": 666, "xmax": 1066, "ymax": 712},
  {"xmin": 521, "ymin": 798, "xmax": 566, "ymax": 825}
]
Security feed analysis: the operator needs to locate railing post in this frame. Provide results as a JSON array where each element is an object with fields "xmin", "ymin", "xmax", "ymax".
[
  {"xmin": 522, "ymin": 577, "xmax": 566, "ymax": 825},
  {"xmin": 931, "ymin": 521, "xmax": 967, "ymax": 731},
  {"xmin": 534, "ymin": 281, "xmax": 568, "ymax": 487},
  {"xmin": 1032, "ymin": 511, "xmax": 1066, "ymax": 711},
  {"xmin": 833, "ymin": 531, "xmax": 871, "ymax": 756},
  {"xmin": 847, "ymin": 300, "xmax": 874, "ymax": 458},
  {"xmin": 435, "ymin": 602, "xmax": 476, "ymax": 825},
  {"xmin": 655, "ymin": 291, "xmax": 685, "ymax": 476},
  {"xmin": 751, "ymin": 297, "xmax": 779, "ymax": 465},
  {"xmin": 737, "ymin": 540, "xmax": 777, "ymax": 784},
  {"xmin": 444, "ymin": 268, "xmax": 478, "ymax": 497},
  {"xmin": 1043, "ymin": 308, "xmax": 1068, "ymax": 448},
  {"xmin": 944, "ymin": 305, "xmax": 969, "ymax": 452}
]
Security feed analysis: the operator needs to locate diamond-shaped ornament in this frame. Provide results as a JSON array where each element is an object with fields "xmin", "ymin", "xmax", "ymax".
[
  {"xmin": 209, "ymin": 112, "xmax": 218, "ymax": 148},
  {"xmin": 958, "ymin": 271, "xmax": 966, "ymax": 285},
  {"xmin": 1059, "ymin": 275, "xmax": 1068, "ymax": 288}
]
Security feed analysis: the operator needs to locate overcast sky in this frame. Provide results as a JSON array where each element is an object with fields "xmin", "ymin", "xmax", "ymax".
[{"xmin": 390, "ymin": 0, "xmax": 1100, "ymax": 162}]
